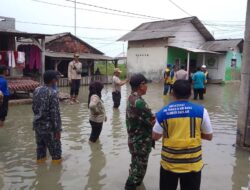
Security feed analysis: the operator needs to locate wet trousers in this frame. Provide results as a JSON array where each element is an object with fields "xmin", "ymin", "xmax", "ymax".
[
  {"xmin": 112, "ymin": 91, "xmax": 121, "ymax": 108},
  {"xmin": 126, "ymin": 153, "xmax": 150, "ymax": 186},
  {"xmin": 70, "ymin": 79, "xmax": 81, "ymax": 96},
  {"xmin": 89, "ymin": 120, "xmax": 103, "ymax": 142},
  {"xmin": 160, "ymin": 167, "xmax": 201, "ymax": 190},
  {"xmin": 163, "ymin": 84, "xmax": 171, "ymax": 95},
  {"xmin": 193, "ymin": 88, "xmax": 204, "ymax": 100},
  {"xmin": 35, "ymin": 132, "xmax": 61, "ymax": 160}
]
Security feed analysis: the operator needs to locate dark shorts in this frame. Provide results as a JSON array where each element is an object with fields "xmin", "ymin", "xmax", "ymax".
[
  {"xmin": 160, "ymin": 167, "xmax": 201, "ymax": 190},
  {"xmin": 112, "ymin": 91, "xmax": 121, "ymax": 108},
  {"xmin": 70, "ymin": 79, "xmax": 81, "ymax": 96},
  {"xmin": 89, "ymin": 120, "xmax": 103, "ymax": 142},
  {"xmin": 0, "ymin": 96, "xmax": 9, "ymax": 121}
]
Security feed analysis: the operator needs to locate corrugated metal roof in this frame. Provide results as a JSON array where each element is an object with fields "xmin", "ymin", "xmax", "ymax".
[
  {"xmin": 118, "ymin": 16, "xmax": 214, "ymax": 41},
  {"xmin": 45, "ymin": 32, "xmax": 104, "ymax": 55},
  {"xmin": 45, "ymin": 51, "xmax": 113, "ymax": 61},
  {"xmin": 169, "ymin": 45, "xmax": 221, "ymax": 54},
  {"xmin": 199, "ymin": 39, "xmax": 244, "ymax": 52},
  {"xmin": 0, "ymin": 28, "xmax": 48, "ymax": 38},
  {"xmin": 45, "ymin": 32, "xmax": 70, "ymax": 43}
]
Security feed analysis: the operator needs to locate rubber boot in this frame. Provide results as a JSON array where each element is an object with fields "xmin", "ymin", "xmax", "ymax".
[
  {"xmin": 51, "ymin": 159, "xmax": 62, "ymax": 164},
  {"xmin": 37, "ymin": 157, "xmax": 47, "ymax": 164}
]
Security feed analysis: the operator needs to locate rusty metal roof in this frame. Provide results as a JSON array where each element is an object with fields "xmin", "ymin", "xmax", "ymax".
[
  {"xmin": 118, "ymin": 16, "xmax": 214, "ymax": 41},
  {"xmin": 45, "ymin": 51, "xmax": 113, "ymax": 61},
  {"xmin": 199, "ymin": 39, "xmax": 244, "ymax": 52},
  {"xmin": 45, "ymin": 32, "xmax": 104, "ymax": 55}
]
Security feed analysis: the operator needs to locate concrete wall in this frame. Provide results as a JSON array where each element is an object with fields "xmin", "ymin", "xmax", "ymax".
[
  {"xmin": 197, "ymin": 54, "xmax": 226, "ymax": 80},
  {"xmin": 127, "ymin": 39, "xmax": 168, "ymax": 81},
  {"xmin": 0, "ymin": 16, "xmax": 15, "ymax": 30},
  {"xmin": 126, "ymin": 23, "xmax": 207, "ymax": 81},
  {"xmin": 168, "ymin": 23, "xmax": 206, "ymax": 48}
]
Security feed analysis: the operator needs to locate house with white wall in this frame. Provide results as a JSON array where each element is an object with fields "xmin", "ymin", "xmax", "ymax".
[{"xmin": 118, "ymin": 16, "xmax": 243, "ymax": 82}]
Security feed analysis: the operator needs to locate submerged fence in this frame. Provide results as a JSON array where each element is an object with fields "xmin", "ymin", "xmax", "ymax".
[{"xmin": 58, "ymin": 75, "xmax": 112, "ymax": 87}]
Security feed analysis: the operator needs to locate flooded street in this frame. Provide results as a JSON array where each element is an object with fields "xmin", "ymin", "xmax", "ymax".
[{"xmin": 0, "ymin": 83, "xmax": 249, "ymax": 190}]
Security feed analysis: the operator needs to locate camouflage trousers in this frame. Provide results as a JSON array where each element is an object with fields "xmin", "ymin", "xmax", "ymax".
[
  {"xmin": 35, "ymin": 132, "xmax": 61, "ymax": 160},
  {"xmin": 126, "ymin": 153, "xmax": 150, "ymax": 186}
]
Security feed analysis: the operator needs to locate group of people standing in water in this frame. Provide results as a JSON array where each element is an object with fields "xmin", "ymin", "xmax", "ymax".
[
  {"xmin": 163, "ymin": 64, "xmax": 209, "ymax": 100},
  {"xmin": 8, "ymin": 52, "xmax": 212, "ymax": 190}
]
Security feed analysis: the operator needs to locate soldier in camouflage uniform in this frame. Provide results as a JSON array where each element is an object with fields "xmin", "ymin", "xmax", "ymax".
[
  {"xmin": 32, "ymin": 70, "xmax": 62, "ymax": 164},
  {"xmin": 125, "ymin": 73, "xmax": 155, "ymax": 190}
]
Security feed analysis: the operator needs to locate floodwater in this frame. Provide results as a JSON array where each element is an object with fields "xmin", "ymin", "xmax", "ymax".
[{"xmin": 0, "ymin": 83, "xmax": 249, "ymax": 190}]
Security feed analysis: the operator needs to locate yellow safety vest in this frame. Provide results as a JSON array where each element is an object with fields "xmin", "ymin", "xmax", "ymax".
[
  {"xmin": 165, "ymin": 68, "xmax": 172, "ymax": 84},
  {"xmin": 156, "ymin": 101, "xmax": 204, "ymax": 173},
  {"xmin": 204, "ymin": 71, "xmax": 208, "ymax": 83}
]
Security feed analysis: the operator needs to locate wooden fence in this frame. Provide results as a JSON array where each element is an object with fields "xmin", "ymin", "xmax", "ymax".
[{"xmin": 58, "ymin": 75, "xmax": 112, "ymax": 87}]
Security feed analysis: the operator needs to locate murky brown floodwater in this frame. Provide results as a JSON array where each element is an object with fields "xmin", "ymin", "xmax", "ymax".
[{"xmin": 0, "ymin": 83, "xmax": 249, "ymax": 190}]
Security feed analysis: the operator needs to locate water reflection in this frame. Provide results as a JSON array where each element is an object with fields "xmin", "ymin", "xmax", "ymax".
[
  {"xmin": 0, "ymin": 83, "xmax": 249, "ymax": 190},
  {"xmin": 231, "ymin": 148, "xmax": 250, "ymax": 190},
  {"xmin": 31, "ymin": 164, "xmax": 63, "ymax": 190},
  {"xmin": 84, "ymin": 143, "xmax": 106, "ymax": 190}
]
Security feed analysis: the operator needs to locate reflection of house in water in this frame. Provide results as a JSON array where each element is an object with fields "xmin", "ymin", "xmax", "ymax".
[{"xmin": 119, "ymin": 16, "xmax": 243, "ymax": 82}]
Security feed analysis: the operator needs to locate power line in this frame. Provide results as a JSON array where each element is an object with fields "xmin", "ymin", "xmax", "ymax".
[
  {"xmin": 16, "ymin": 19, "xmax": 244, "ymax": 33},
  {"xmin": 32, "ymin": 0, "xmax": 160, "ymax": 20},
  {"xmin": 66, "ymin": 0, "xmax": 165, "ymax": 20},
  {"xmin": 32, "ymin": 0, "xmax": 155, "ymax": 20},
  {"xmin": 16, "ymin": 20, "xmax": 129, "ymax": 31},
  {"xmin": 168, "ymin": 0, "xmax": 192, "ymax": 16}
]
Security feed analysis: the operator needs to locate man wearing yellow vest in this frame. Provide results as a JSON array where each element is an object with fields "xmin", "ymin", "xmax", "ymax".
[
  {"xmin": 152, "ymin": 80, "xmax": 213, "ymax": 190},
  {"xmin": 163, "ymin": 64, "xmax": 172, "ymax": 96}
]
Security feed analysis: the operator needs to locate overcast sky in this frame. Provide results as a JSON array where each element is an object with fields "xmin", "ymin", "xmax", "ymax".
[{"xmin": 0, "ymin": 0, "xmax": 247, "ymax": 56}]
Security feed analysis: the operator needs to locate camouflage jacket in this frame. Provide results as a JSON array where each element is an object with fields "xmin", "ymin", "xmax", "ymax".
[
  {"xmin": 126, "ymin": 92, "xmax": 155, "ymax": 154},
  {"xmin": 32, "ymin": 86, "xmax": 62, "ymax": 134}
]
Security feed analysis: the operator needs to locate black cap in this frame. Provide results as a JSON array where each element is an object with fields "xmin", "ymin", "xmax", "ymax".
[
  {"xmin": 43, "ymin": 70, "xmax": 59, "ymax": 84},
  {"xmin": 129, "ymin": 73, "xmax": 148, "ymax": 88}
]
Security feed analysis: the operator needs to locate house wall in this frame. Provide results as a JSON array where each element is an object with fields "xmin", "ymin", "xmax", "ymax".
[
  {"xmin": 225, "ymin": 49, "xmax": 242, "ymax": 81},
  {"xmin": 167, "ymin": 47, "xmax": 197, "ymax": 70},
  {"xmin": 197, "ymin": 54, "xmax": 226, "ymax": 81},
  {"xmin": 127, "ymin": 39, "xmax": 168, "ymax": 81},
  {"xmin": 168, "ymin": 23, "xmax": 206, "ymax": 48}
]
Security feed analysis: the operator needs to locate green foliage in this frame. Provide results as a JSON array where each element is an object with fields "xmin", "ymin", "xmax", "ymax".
[{"xmin": 94, "ymin": 61, "xmax": 127, "ymax": 79}]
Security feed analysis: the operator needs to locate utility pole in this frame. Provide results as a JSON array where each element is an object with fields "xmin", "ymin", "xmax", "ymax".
[
  {"xmin": 236, "ymin": 0, "xmax": 250, "ymax": 147},
  {"xmin": 74, "ymin": 0, "xmax": 77, "ymax": 36}
]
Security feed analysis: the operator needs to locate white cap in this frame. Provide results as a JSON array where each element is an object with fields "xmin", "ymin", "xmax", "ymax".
[{"xmin": 201, "ymin": 65, "xmax": 206, "ymax": 69}]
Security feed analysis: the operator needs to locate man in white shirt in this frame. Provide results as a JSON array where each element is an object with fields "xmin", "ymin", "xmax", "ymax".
[
  {"xmin": 112, "ymin": 68, "xmax": 128, "ymax": 108},
  {"xmin": 68, "ymin": 53, "xmax": 82, "ymax": 103},
  {"xmin": 175, "ymin": 65, "xmax": 188, "ymax": 80},
  {"xmin": 152, "ymin": 80, "xmax": 213, "ymax": 190}
]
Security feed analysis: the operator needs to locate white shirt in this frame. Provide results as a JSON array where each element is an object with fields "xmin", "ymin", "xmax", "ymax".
[
  {"xmin": 153, "ymin": 108, "xmax": 213, "ymax": 134},
  {"xmin": 112, "ymin": 75, "xmax": 121, "ymax": 92},
  {"xmin": 68, "ymin": 60, "xmax": 82, "ymax": 80}
]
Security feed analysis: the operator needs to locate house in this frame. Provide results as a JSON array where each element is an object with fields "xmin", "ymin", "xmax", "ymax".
[
  {"xmin": 0, "ymin": 16, "xmax": 47, "ymax": 94},
  {"xmin": 19, "ymin": 32, "xmax": 113, "ymax": 86},
  {"xmin": 199, "ymin": 39, "xmax": 243, "ymax": 81},
  {"xmin": 119, "ymin": 16, "xmax": 243, "ymax": 82}
]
